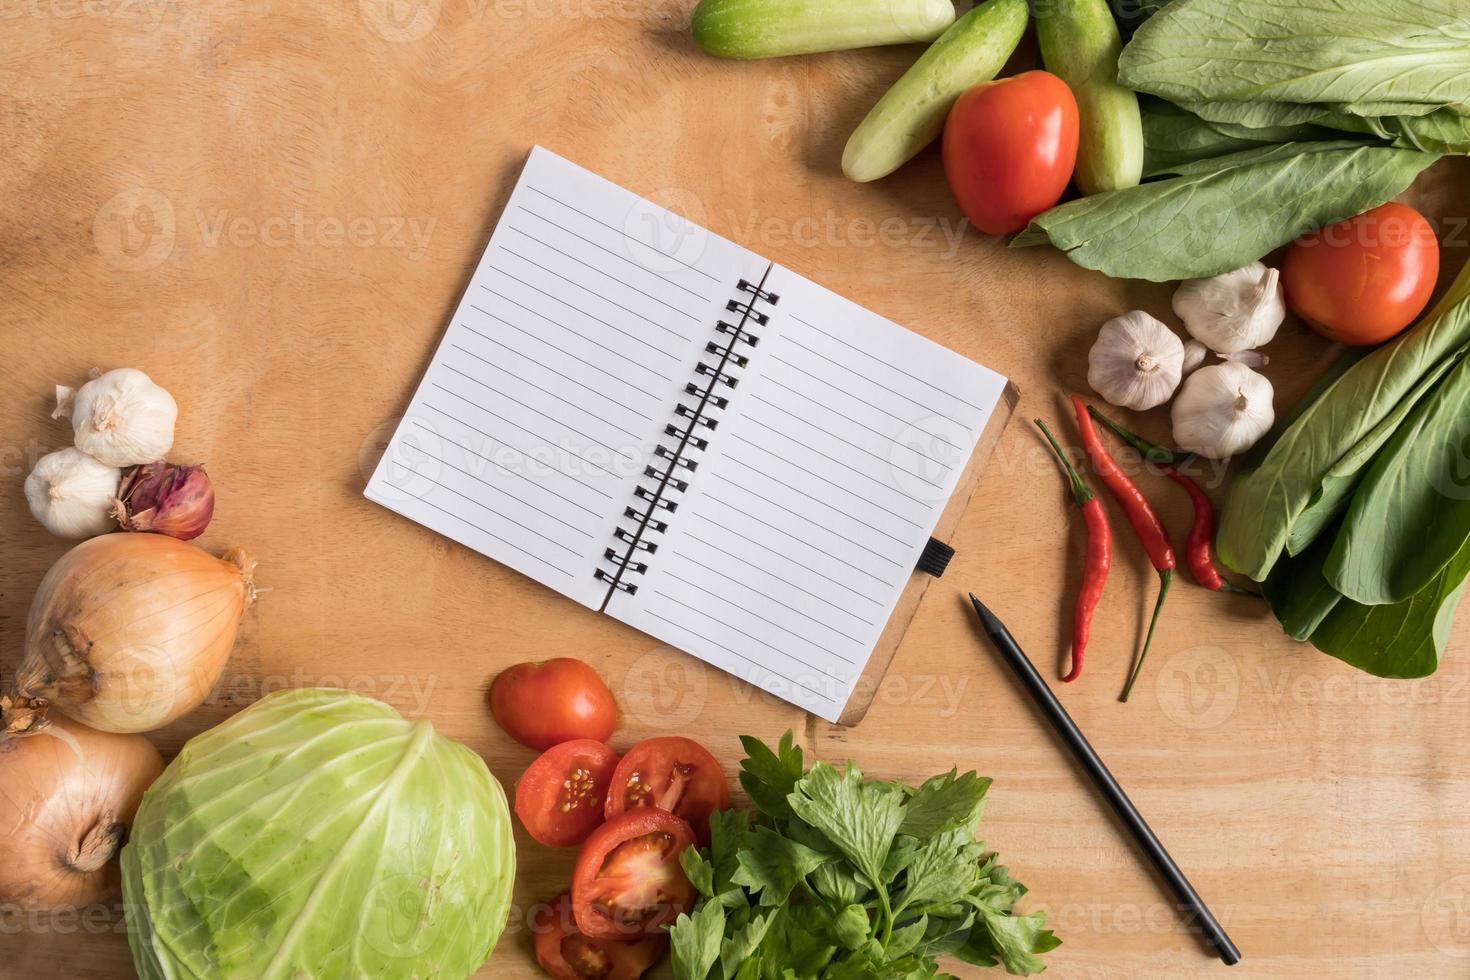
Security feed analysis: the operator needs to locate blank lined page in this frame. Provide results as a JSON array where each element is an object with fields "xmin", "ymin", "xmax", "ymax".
[
  {"xmin": 366, "ymin": 146, "xmax": 766, "ymax": 607},
  {"xmin": 611, "ymin": 265, "xmax": 1008, "ymax": 720}
]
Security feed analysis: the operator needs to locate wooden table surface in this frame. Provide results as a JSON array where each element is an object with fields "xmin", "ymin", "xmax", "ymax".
[{"xmin": 3, "ymin": 3, "xmax": 1469, "ymax": 978}]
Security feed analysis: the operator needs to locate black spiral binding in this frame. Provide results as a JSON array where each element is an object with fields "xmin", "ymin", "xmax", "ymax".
[{"xmin": 595, "ymin": 274, "xmax": 780, "ymax": 598}]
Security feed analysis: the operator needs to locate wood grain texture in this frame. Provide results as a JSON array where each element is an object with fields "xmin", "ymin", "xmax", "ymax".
[{"xmin": 2, "ymin": 2, "xmax": 1468, "ymax": 977}]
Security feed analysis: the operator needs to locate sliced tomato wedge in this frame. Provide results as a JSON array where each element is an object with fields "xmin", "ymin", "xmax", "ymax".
[
  {"xmin": 532, "ymin": 892, "xmax": 667, "ymax": 980},
  {"xmin": 572, "ymin": 809, "xmax": 698, "ymax": 940},
  {"xmin": 516, "ymin": 739, "xmax": 620, "ymax": 848},
  {"xmin": 604, "ymin": 736, "xmax": 729, "ymax": 845}
]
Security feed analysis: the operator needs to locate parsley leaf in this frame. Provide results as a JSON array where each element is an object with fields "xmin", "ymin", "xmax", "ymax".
[
  {"xmin": 900, "ymin": 770, "xmax": 993, "ymax": 839},
  {"xmin": 730, "ymin": 825, "xmax": 831, "ymax": 907},
  {"xmin": 788, "ymin": 760, "xmax": 905, "ymax": 889},
  {"xmin": 738, "ymin": 731, "xmax": 804, "ymax": 821},
  {"xmin": 670, "ymin": 900, "xmax": 725, "ymax": 980},
  {"xmin": 895, "ymin": 826, "xmax": 986, "ymax": 918}
]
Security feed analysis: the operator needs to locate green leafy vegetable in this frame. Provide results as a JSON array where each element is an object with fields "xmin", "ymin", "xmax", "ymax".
[
  {"xmin": 1140, "ymin": 101, "xmax": 1327, "ymax": 174},
  {"xmin": 900, "ymin": 770, "xmax": 993, "ymax": 840},
  {"xmin": 788, "ymin": 761, "xmax": 906, "ymax": 890},
  {"xmin": 1327, "ymin": 108, "xmax": 1470, "ymax": 153},
  {"xmin": 1179, "ymin": 98, "xmax": 1339, "ymax": 131},
  {"xmin": 1264, "ymin": 524, "xmax": 1470, "ymax": 677},
  {"xmin": 1263, "ymin": 527, "xmax": 1343, "ymax": 641},
  {"xmin": 1118, "ymin": 0, "xmax": 1470, "ymax": 112},
  {"xmin": 1284, "ymin": 352, "xmax": 1462, "ymax": 557},
  {"xmin": 121, "ymin": 689, "xmax": 516, "ymax": 980},
  {"xmin": 732, "ymin": 825, "xmax": 832, "ymax": 906},
  {"xmin": 1012, "ymin": 143, "xmax": 1437, "ymax": 281},
  {"xmin": 667, "ymin": 740, "xmax": 1058, "ymax": 975},
  {"xmin": 1313, "ymin": 539, "xmax": 1470, "ymax": 677},
  {"xmin": 670, "ymin": 734, "xmax": 1057, "ymax": 979},
  {"xmin": 1219, "ymin": 260, "xmax": 1470, "ymax": 581},
  {"xmin": 1326, "ymin": 353, "xmax": 1470, "ymax": 604},
  {"xmin": 673, "ymin": 901, "xmax": 728, "ymax": 980}
]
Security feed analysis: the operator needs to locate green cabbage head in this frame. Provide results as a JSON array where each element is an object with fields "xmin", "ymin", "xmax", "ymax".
[{"xmin": 122, "ymin": 688, "xmax": 516, "ymax": 979}]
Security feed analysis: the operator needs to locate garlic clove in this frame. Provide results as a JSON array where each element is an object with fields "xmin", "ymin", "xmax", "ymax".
[
  {"xmin": 1172, "ymin": 261, "xmax": 1286, "ymax": 355},
  {"xmin": 1087, "ymin": 310, "xmax": 1186, "ymax": 411},
  {"xmin": 51, "ymin": 385, "xmax": 76, "ymax": 421},
  {"xmin": 1171, "ymin": 361, "xmax": 1275, "ymax": 460},
  {"xmin": 1183, "ymin": 339, "xmax": 1208, "ymax": 374},
  {"xmin": 1218, "ymin": 349, "xmax": 1270, "ymax": 369},
  {"xmin": 24, "ymin": 448, "xmax": 123, "ymax": 539},
  {"xmin": 65, "ymin": 368, "xmax": 177, "ymax": 468}
]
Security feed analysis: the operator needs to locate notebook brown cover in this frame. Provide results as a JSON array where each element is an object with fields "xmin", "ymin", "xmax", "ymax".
[{"xmin": 837, "ymin": 381, "xmax": 1019, "ymax": 726}]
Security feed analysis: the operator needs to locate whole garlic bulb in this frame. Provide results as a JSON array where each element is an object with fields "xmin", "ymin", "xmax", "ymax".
[
  {"xmin": 1171, "ymin": 362, "xmax": 1275, "ymax": 460},
  {"xmin": 1172, "ymin": 261, "xmax": 1285, "ymax": 354},
  {"xmin": 1087, "ymin": 310, "xmax": 1185, "ymax": 411},
  {"xmin": 59, "ymin": 368, "xmax": 177, "ymax": 467},
  {"xmin": 24, "ymin": 447, "xmax": 123, "ymax": 539}
]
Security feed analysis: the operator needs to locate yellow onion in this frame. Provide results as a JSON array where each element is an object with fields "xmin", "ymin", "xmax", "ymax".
[
  {"xmin": 2, "ymin": 534, "xmax": 257, "ymax": 737},
  {"xmin": 0, "ymin": 715, "xmax": 164, "ymax": 909}
]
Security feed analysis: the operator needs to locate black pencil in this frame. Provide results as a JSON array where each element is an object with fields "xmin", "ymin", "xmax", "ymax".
[{"xmin": 968, "ymin": 592, "xmax": 1242, "ymax": 967}]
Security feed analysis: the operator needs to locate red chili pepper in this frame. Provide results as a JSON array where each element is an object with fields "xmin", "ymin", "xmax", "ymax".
[
  {"xmin": 1087, "ymin": 405, "xmax": 1254, "ymax": 596},
  {"xmin": 1069, "ymin": 395, "xmax": 1174, "ymax": 703},
  {"xmin": 1036, "ymin": 419, "xmax": 1111, "ymax": 683}
]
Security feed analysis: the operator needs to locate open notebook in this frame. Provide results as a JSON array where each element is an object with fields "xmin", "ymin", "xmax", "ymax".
[{"xmin": 366, "ymin": 146, "xmax": 1013, "ymax": 724}]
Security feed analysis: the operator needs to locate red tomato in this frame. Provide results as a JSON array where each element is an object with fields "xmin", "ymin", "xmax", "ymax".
[
  {"xmin": 516, "ymin": 739, "xmax": 620, "ymax": 847},
  {"xmin": 604, "ymin": 737, "xmax": 730, "ymax": 846},
  {"xmin": 942, "ymin": 70, "xmax": 1080, "ymax": 236},
  {"xmin": 490, "ymin": 658, "xmax": 618, "ymax": 751},
  {"xmin": 572, "ymin": 809, "xmax": 698, "ymax": 940},
  {"xmin": 532, "ymin": 892, "xmax": 667, "ymax": 980},
  {"xmin": 1283, "ymin": 202, "xmax": 1440, "ymax": 346}
]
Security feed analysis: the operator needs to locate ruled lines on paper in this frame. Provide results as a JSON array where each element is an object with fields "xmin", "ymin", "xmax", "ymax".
[
  {"xmin": 366, "ymin": 145, "xmax": 759, "ymax": 607},
  {"xmin": 618, "ymin": 267, "xmax": 1007, "ymax": 719}
]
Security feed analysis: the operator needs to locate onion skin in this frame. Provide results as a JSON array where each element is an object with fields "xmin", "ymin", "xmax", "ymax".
[
  {"xmin": 4, "ymin": 534, "xmax": 257, "ymax": 736},
  {"xmin": 0, "ymin": 715, "xmax": 163, "ymax": 909}
]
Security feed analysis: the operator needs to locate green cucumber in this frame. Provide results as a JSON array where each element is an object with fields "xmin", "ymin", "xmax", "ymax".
[
  {"xmin": 841, "ymin": 0, "xmax": 1029, "ymax": 183},
  {"xmin": 691, "ymin": 0, "xmax": 955, "ymax": 61},
  {"xmin": 1035, "ymin": 0, "xmax": 1144, "ymax": 194}
]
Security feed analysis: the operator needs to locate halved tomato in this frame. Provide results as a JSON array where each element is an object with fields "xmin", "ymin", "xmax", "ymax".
[
  {"xmin": 571, "ymin": 809, "xmax": 698, "ymax": 940},
  {"xmin": 532, "ymin": 892, "xmax": 667, "ymax": 980},
  {"xmin": 516, "ymin": 739, "xmax": 620, "ymax": 847},
  {"xmin": 604, "ymin": 736, "xmax": 729, "ymax": 845}
]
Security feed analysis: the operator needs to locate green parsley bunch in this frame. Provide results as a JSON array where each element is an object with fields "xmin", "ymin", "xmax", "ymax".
[{"xmin": 670, "ymin": 733, "xmax": 1059, "ymax": 979}]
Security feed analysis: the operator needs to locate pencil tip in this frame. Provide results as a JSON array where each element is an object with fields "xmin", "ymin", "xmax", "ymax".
[{"xmin": 968, "ymin": 592, "xmax": 999, "ymax": 629}]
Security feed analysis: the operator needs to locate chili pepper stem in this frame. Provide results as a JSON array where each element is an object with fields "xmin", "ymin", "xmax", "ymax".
[
  {"xmin": 1035, "ymin": 419, "xmax": 1095, "ymax": 504},
  {"xmin": 1121, "ymin": 568, "xmax": 1172, "ymax": 702},
  {"xmin": 1086, "ymin": 404, "xmax": 1193, "ymax": 467},
  {"xmin": 1217, "ymin": 579, "xmax": 1265, "ymax": 598}
]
